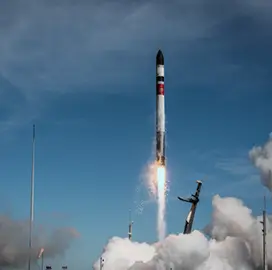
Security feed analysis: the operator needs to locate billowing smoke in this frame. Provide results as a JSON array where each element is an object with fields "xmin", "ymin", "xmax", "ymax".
[
  {"xmin": 93, "ymin": 194, "xmax": 270, "ymax": 270},
  {"xmin": 0, "ymin": 215, "xmax": 79, "ymax": 269},
  {"xmin": 249, "ymin": 135, "xmax": 272, "ymax": 191},
  {"xmin": 92, "ymin": 135, "xmax": 272, "ymax": 270}
]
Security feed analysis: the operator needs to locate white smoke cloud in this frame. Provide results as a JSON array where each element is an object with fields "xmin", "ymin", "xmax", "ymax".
[
  {"xmin": 93, "ymin": 195, "xmax": 269, "ymax": 270},
  {"xmin": 249, "ymin": 135, "xmax": 272, "ymax": 191},
  {"xmin": 92, "ymin": 137, "xmax": 272, "ymax": 270}
]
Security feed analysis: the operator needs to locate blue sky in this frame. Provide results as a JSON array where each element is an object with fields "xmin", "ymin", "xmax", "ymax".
[{"xmin": 1, "ymin": 0, "xmax": 272, "ymax": 268}]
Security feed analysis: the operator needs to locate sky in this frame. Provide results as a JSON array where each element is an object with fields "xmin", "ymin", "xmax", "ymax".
[{"xmin": 0, "ymin": 0, "xmax": 272, "ymax": 269}]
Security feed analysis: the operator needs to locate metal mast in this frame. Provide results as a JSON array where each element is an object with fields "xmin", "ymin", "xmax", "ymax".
[
  {"xmin": 28, "ymin": 124, "xmax": 36, "ymax": 270},
  {"xmin": 100, "ymin": 257, "xmax": 104, "ymax": 270},
  {"xmin": 260, "ymin": 195, "xmax": 267, "ymax": 270},
  {"xmin": 128, "ymin": 209, "xmax": 133, "ymax": 240}
]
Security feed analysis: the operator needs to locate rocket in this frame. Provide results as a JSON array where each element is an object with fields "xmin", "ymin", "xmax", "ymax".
[{"xmin": 156, "ymin": 49, "xmax": 165, "ymax": 166}]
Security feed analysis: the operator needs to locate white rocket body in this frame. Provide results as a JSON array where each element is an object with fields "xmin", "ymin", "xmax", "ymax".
[{"xmin": 156, "ymin": 50, "xmax": 165, "ymax": 166}]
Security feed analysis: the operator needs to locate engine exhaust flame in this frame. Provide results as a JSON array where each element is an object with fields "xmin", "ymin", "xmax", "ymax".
[
  {"xmin": 146, "ymin": 162, "xmax": 167, "ymax": 241},
  {"xmin": 156, "ymin": 165, "xmax": 166, "ymax": 241}
]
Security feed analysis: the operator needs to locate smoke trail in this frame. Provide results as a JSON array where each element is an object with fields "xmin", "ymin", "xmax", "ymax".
[{"xmin": 157, "ymin": 166, "xmax": 166, "ymax": 241}]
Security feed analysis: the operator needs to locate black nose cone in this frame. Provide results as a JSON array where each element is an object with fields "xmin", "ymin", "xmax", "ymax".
[{"xmin": 156, "ymin": 49, "xmax": 164, "ymax": 65}]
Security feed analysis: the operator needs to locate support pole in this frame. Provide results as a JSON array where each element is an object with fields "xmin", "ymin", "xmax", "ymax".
[{"xmin": 28, "ymin": 125, "xmax": 36, "ymax": 270}]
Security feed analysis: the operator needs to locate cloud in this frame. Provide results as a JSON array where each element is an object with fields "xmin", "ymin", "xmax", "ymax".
[
  {"xmin": 182, "ymin": 150, "xmax": 259, "ymax": 198},
  {"xmin": 0, "ymin": 214, "xmax": 78, "ymax": 268},
  {"xmin": 215, "ymin": 157, "xmax": 255, "ymax": 176},
  {"xmin": 1, "ymin": 0, "xmax": 272, "ymax": 130},
  {"xmin": 0, "ymin": 0, "xmax": 219, "ymax": 95},
  {"xmin": 1, "ymin": 0, "xmax": 272, "ymax": 95},
  {"xmin": 205, "ymin": 152, "xmax": 262, "ymax": 197},
  {"xmin": 0, "ymin": 0, "xmax": 220, "ymax": 131},
  {"xmin": 93, "ymin": 195, "xmax": 268, "ymax": 269},
  {"xmin": 249, "ymin": 135, "xmax": 272, "ymax": 191}
]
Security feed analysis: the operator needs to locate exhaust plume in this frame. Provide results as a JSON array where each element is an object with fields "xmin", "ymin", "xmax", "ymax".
[
  {"xmin": 93, "ymin": 136, "xmax": 272, "ymax": 270},
  {"xmin": 93, "ymin": 195, "xmax": 271, "ymax": 270},
  {"xmin": 249, "ymin": 135, "xmax": 272, "ymax": 191}
]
